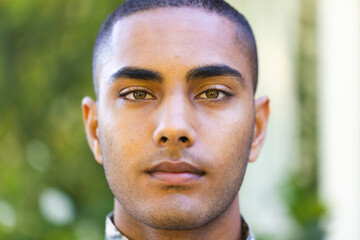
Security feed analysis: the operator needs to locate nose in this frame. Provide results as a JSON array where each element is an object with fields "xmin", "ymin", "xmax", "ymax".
[{"xmin": 153, "ymin": 96, "xmax": 196, "ymax": 148}]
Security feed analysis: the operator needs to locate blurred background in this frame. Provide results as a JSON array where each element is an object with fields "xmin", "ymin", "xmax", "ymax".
[{"xmin": 0, "ymin": 0, "xmax": 359, "ymax": 239}]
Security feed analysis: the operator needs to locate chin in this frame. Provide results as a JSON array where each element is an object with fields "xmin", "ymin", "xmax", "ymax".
[
  {"xmin": 138, "ymin": 209, "xmax": 211, "ymax": 230},
  {"xmin": 130, "ymin": 196, "xmax": 231, "ymax": 231}
]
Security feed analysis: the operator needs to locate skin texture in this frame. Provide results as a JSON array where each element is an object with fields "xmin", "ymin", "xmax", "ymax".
[{"xmin": 82, "ymin": 8, "xmax": 269, "ymax": 240}]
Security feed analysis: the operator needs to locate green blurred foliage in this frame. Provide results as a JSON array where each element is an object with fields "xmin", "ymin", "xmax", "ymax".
[
  {"xmin": 283, "ymin": 0, "xmax": 327, "ymax": 239},
  {"xmin": 282, "ymin": 175, "xmax": 326, "ymax": 240},
  {"xmin": 0, "ymin": 0, "xmax": 124, "ymax": 239}
]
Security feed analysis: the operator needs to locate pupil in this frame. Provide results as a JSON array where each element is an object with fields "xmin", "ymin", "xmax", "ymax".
[
  {"xmin": 206, "ymin": 90, "xmax": 219, "ymax": 98},
  {"xmin": 134, "ymin": 91, "xmax": 146, "ymax": 99}
]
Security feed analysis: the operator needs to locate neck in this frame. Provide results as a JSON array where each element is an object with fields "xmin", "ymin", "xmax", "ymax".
[{"xmin": 113, "ymin": 196, "xmax": 242, "ymax": 240}]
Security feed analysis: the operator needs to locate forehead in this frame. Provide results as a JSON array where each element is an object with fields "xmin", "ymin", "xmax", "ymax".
[
  {"xmin": 112, "ymin": 8, "xmax": 238, "ymax": 45},
  {"xmin": 98, "ymin": 8, "xmax": 251, "ymax": 87}
]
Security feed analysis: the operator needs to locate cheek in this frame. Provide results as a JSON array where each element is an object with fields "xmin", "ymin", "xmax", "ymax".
[
  {"xmin": 99, "ymin": 125, "xmax": 141, "ymax": 195},
  {"xmin": 98, "ymin": 109, "xmax": 157, "ymax": 183},
  {"xmin": 100, "ymin": 105, "xmax": 154, "ymax": 152},
  {"xmin": 201, "ymin": 103, "xmax": 254, "ymax": 142},
  {"xmin": 199, "ymin": 106, "xmax": 254, "ymax": 167}
]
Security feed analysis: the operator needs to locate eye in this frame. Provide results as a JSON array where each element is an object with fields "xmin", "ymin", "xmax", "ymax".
[
  {"xmin": 196, "ymin": 89, "xmax": 227, "ymax": 100},
  {"xmin": 118, "ymin": 89, "xmax": 155, "ymax": 100}
]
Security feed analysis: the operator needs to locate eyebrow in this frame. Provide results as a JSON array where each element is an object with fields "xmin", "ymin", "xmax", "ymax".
[
  {"xmin": 186, "ymin": 64, "xmax": 244, "ymax": 86},
  {"xmin": 109, "ymin": 64, "xmax": 244, "ymax": 86},
  {"xmin": 110, "ymin": 67, "xmax": 163, "ymax": 83}
]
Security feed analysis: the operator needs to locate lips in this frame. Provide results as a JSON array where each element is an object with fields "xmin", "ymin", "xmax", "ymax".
[{"xmin": 146, "ymin": 161, "xmax": 205, "ymax": 185}]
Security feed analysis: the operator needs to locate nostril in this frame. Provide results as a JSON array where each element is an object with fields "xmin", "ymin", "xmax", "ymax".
[
  {"xmin": 179, "ymin": 136, "xmax": 188, "ymax": 143},
  {"xmin": 160, "ymin": 136, "xmax": 168, "ymax": 143}
]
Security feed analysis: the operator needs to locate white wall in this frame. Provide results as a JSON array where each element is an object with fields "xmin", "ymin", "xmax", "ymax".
[{"xmin": 317, "ymin": 0, "xmax": 360, "ymax": 239}]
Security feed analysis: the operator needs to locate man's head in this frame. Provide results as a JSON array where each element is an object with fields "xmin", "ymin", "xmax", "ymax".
[
  {"xmin": 92, "ymin": 0, "xmax": 258, "ymax": 98},
  {"xmin": 82, "ymin": 0, "xmax": 269, "ymax": 235}
]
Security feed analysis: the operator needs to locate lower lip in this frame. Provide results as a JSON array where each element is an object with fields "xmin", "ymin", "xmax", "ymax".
[{"xmin": 149, "ymin": 172, "xmax": 202, "ymax": 185}]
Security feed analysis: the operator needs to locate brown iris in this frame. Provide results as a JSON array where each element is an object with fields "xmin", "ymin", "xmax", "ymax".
[
  {"xmin": 205, "ymin": 89, "xmax": 219, "ymax": 99},
  {"xmin": 133, "ymin": 91, "xmax": 147, "ymax": 100}
]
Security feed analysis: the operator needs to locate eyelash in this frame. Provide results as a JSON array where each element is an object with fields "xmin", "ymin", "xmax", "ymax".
[
  {"xmin": 117, "ymin": 87, "xmax": 155, "ymax": 101},
  {"xmin": 195, "ymin": 87, "xmax": 233, "ymax": 101}
]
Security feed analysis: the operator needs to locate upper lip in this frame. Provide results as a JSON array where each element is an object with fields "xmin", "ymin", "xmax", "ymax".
[{"xmin": 146, "ymin": 161, "xmax": 205, "ymax": 175}]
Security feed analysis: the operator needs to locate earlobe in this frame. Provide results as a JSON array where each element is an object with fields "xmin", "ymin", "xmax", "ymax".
[
  {"xmin": 249, "ymin": 96, "xmax": 270, "ymax": 163},
  {"xmin": 82, "ymin": 96, "xmax": 103, "ymax": 165}
]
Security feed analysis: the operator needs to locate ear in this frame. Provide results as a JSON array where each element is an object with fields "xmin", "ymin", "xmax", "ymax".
[
  {"xmin": 248, "ymin": 96, "xmax": 270, "ymax": 163},
  {"xmin": 82, "ymin": 96, "xmax": 103, "ymax": 164}
]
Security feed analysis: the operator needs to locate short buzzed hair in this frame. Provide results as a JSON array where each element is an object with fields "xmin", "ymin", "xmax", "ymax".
[{"xmin": 92, "ymin": 0, "xmax": 258, "ymax": 97}]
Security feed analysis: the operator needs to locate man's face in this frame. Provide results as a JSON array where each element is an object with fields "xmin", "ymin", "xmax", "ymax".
[{"xmin": 90, "ymin": 8, "xmax": 259, "ymax": 230}]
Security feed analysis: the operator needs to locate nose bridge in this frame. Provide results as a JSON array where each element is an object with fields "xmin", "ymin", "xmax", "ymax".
[
  {"xmin": 163, "ymin": 93, "xmax": 187, "ymax": 122},
  {"xmin": 153, "ymin": 92, "xmax": 196, "ymax": 147}
]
